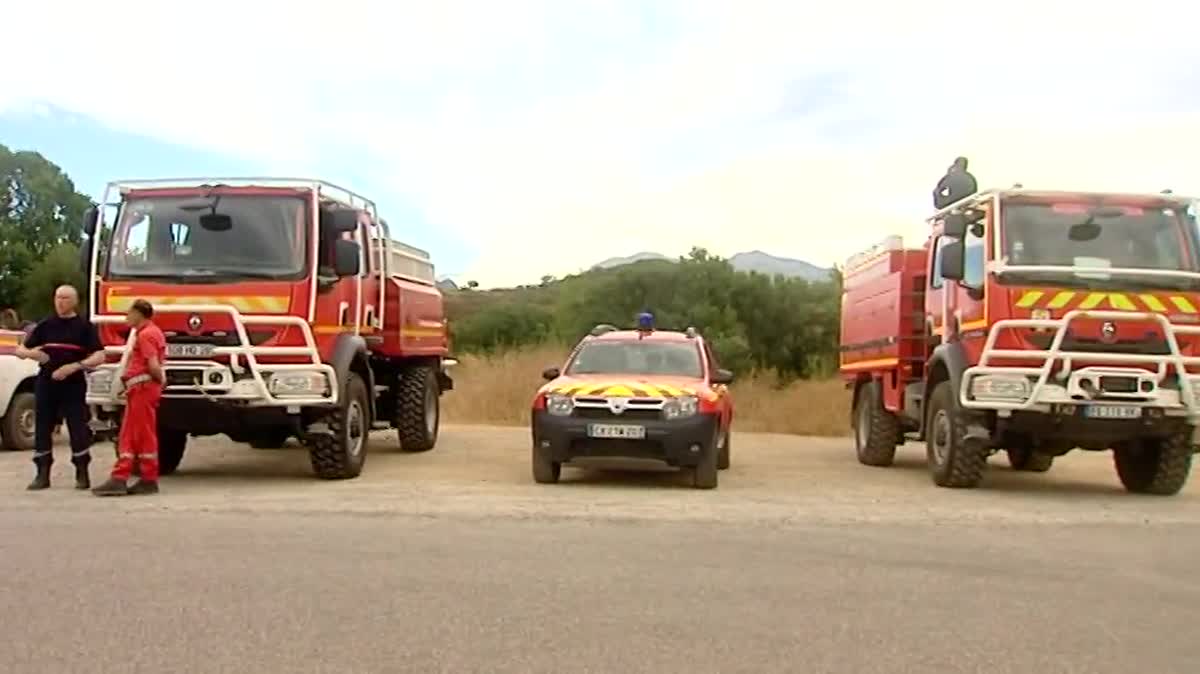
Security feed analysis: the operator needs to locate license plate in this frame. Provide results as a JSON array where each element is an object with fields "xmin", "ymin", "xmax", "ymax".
[
  {"xmin": 167, "ymin": 343, "xmax": 215, "ymax": 358},
  {"xmin": 1083, "ymin": 405, "xmax": 1143, "ymax": 419},
  {"xmin": 587, "ymin": 423, "xmax": 646, "ymax": 439}
]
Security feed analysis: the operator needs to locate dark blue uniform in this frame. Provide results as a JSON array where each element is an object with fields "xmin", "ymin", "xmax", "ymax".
[{"xmin": 24, "ymin": 315, "xmax": 102, "ymax": 469}]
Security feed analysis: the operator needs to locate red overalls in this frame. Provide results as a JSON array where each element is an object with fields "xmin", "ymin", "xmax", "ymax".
[{"xmin": 112, "ymin": 321, "xmax": 166, "ymax": 482}]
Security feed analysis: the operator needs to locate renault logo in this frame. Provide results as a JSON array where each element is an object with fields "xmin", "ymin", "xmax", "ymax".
[
  {"xmin": 187, "ymin": 314, "xmax": 203, "ymax": 332},
  {"xmin": 1100, "ymin": 321, "xmax": 1117, "ymax": 344},
  {"xmin": 606, "ymin": 397, "xmax": 629, "ymax": 415}
]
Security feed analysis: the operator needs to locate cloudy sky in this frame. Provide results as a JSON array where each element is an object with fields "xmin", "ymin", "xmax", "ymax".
[{"xmin": 2, "ymin": 1, "xmax": 1198, "ymax": 287}]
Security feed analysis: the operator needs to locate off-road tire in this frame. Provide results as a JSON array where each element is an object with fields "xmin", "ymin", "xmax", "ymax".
[
  {"xmin": 158, "ymin": 430, "xmax": 188, "ymax": 476},
  {"xmin": 717, "ymin": 424, "xmax": 732, "ymax": 470},
  {"xmin": 925, "ymin": 381, "xmax": 987, "ymax": 488},
  {"xmin": 248, "ymin": 428, "xmax": 292, "ymax": 449},
  {"xmin": 1006, "ymin": 447, "xmax": 1053, "ymax": 472},
  {"xmin": 1113, "ymin": 431, "xmax": 1193, "ymax": 495},
  {"xmin": 532, "ymin": 447, "xmax": 561, "ymax": 484},
  {"xmin": 395, "ymin": 366, "xmax": 439, "ymax": 452},
  {"xmin": 853, "ymin": 380, "xmax": 899, "ymax": 467},
  {"xmin": 691, "ymin": 430, "xmax": 720, "ymax": 489},
  {"xmin": 1, "ymin": 392, "xmax": 36, "ymax": 451},
  {"xmin": 308, "ymin": 373, "xmax": 370, "ymax": 480}
]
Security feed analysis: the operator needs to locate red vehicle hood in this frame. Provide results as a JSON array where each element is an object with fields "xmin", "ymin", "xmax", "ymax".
[{"xmin": 541, "ymin": 373, "xmax": 710, "ymax": 399}]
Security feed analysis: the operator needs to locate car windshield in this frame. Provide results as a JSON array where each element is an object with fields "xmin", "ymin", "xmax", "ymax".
[
  {"xmin": 106, "ymin": 194, "xmax": 307, "ymax": 279},
  {"xmin": 1002, "ymin": 202, "xmax": 1200, "ymax": 273},
  {"xmin": 566, "ymin": 340, "xmax": 704, "ymax": 378}
]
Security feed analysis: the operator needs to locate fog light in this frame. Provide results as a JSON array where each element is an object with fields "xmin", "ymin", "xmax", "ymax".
[
  {"xmin": 970, "ymin": 375, "xmax": 1031, "ymax": 401},
  {"xmin": 208, "ymin": 371, "xmax": 223, "ymax": 385},
  {"xmin": 1140, "ymin": 380, "xmax": 1153, "ymax": 392}
]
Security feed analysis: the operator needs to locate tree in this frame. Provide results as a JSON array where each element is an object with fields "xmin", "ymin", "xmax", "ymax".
[
  {"xmin": 0, "ymin": 144, "xmax": 93, "ymax": 309},
  {"xmin": 20, "ymin": 242, "xmax": 86, "ymax": 320}
]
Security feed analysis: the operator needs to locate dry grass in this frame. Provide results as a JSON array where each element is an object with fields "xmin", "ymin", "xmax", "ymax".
[{"xmin": 442, "ymin": 343, "xmax": 852, "ymax": 437}]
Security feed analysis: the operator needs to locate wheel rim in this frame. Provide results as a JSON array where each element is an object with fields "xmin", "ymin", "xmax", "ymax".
[
  {"xmin": 931, "ymin": 410, "xmax": 950, "ymax": 465},
  {"xmin": 424, "ymin": 383, "xmax": 437, "ymax": 437},
  {"xmin": 18, "ymin": 407, "xmax": 34, "ymax": 440},
  {"xmin": 347, "ymin": 400, "xmax": 365, "ymax": 458}
]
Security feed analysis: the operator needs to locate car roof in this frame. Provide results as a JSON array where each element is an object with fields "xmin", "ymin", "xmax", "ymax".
[{"xmin": 586, "ymin": 330, "xmax": 695, "ymax": 343}]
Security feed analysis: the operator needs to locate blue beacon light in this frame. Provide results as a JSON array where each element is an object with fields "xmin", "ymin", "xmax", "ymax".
[{"xmin": 637, "ymin": 312, "xmax": 654, "ymax": 332}]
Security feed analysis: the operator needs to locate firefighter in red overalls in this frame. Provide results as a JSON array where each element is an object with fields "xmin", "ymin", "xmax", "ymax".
[{"xmin": 93, "ymin": 299, "xmax": 167, "ymax": 496}]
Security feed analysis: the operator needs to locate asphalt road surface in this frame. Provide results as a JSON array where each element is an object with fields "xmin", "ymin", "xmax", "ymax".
[{"xmin": 2, "ymin": 425, "xmax": 1199, "ymax": 673}]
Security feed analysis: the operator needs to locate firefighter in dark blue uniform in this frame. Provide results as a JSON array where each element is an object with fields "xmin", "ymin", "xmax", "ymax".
[{"xmin": 15, "ymin": 285, "xmax": 106, "ymax": 490}]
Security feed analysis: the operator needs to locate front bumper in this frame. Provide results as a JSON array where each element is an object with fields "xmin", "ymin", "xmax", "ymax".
[
  {"xmin": 960, "ymin": 309, "xmax": 1200, "ymax": 424},
  {"xmin": 85, "ymin": 361, "xmax": 337, "ymax": 408},
  {"xmin": 532, "ymin": 410, "xmax": 719, "ymax": 467}
]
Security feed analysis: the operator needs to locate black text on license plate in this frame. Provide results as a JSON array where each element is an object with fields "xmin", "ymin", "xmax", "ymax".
[
  {"xmin": 587, "ymin": 423, "xmax": 646, "ymax": 439},
  {"xmin": 167, "ymin": 344, "xmax": 214, "ymax": 358},
  {"xmin": 1083, "ymin": 405, "xmax": 1143, "ymax": 419}
]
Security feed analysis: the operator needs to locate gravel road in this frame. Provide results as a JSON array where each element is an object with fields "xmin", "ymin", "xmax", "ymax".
[
  {"xmin": 1, "ymin": 426, "xmax": 1198, "ymax": 673},
  {"xmin": 3, "ymin": 424, "xmax": 1197, "ymax": 525}
]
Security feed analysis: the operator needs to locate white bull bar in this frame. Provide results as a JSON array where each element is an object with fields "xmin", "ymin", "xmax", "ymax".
[
  {"xmin": 959, "ymin": 309, "xmax": 1200, "ymax": 422},
  {"xmin": 87, "ymin": 304, "xmax": 338, "ymax": 408}
]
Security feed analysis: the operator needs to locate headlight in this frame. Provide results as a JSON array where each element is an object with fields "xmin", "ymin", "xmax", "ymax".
[
  {"xmin": 268, "ymin": 372, "xmax": 329, "ymax": 396},
  {"xmin": 662, "ymin": 395, "xmax": 699, "ymax": 420},
  {"xmin": 970, "ymin": 375, "xmax": 1031, "ymax": 401},
  {"xmin": 546, "ymin": 393, "xmax": 574, "ymax": 416},
  {"xmin": 87, "ymin": 370, "xmax": 113, "ymax": 395}
]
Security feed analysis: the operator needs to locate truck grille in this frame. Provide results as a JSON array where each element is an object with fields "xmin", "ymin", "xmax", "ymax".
[
  {"xmin": 573, "ymin": 408, "xmax": 662, "ymax": 421},
  {"xmin": 1098, "ymin": 376, "xmax": 1138, "ymax": 394}
]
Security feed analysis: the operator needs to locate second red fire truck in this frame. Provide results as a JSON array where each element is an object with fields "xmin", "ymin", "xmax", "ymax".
[{"xmin": 839, "ymin": 186, "xmax": 1200, "ymax": 495}]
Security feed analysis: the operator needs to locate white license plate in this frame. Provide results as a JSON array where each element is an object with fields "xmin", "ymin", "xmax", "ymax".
[
  {"xmin": 167, "ymin": 343, "xmax": 215, "ymax": 358},
  {"xmin": 587, "ymin": 423, "xmax": 646, "ymax": 439},
  {"xmin": 1083, "ymin": 405, "xmax": 1143, "ymax": 419}
]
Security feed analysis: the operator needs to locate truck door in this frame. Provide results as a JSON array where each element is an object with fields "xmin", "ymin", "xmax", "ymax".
[
  {"xmin": 928, "ymin": 220, "xmax": 988, "ymax": 344},
  {"xmin": 313, "ymin": 217, "xmax": 364, "ymax": 338}
]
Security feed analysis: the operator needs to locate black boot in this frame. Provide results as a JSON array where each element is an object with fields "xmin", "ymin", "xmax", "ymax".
[
  {"xmin": 127, "ymin": 480, "xmax": 159, "ymax": 495},
  {"xmin": 26, "ymin": 464, "xmax": 50, "ymax": 491},
  {"xmin": 74, "ymin": 465, "xmax": 91, "ymax": 490},
  {"xmin": 91, "ymin": 478, "xmax": 129, "ymax": 497}
]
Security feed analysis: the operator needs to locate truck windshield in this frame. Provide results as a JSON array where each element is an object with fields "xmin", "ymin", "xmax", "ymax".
[
  {"xmin": 1002, "ymin": 202, "xmax": 1200, "ymax": 280},
  {"xmin": 106, "ymin": 194, "xmax": 307, "ymax": 280},
  {"xmin": 566, "ymin": 340, "xmax": 704, "ymax": 378}
]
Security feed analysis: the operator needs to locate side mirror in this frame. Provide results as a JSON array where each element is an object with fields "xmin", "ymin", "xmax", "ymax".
[
  {"xmin": 939, "ymin": 240, "xmax": 965, "ymax": 281},
  {"xmin": 333, "ymin": 239, "xmax": 361, "ymax": 277},
  {"xmin": 711, "ymin": 368, "xmax": 734, "ymax": 385},
  {"xmin": 321, "ymin": 208, "xmax": 360, "ymax": 234},
  {"xmin": 942, "ymin": 208, "xmax": 984, "ymax": 239},
  {"xmin": 541, "ymin": 367, "xmax": 560, "ymax": 381},
  {"xmin": 82, "ymin": 207, "xmax": 98, "ymax": 236},
  {"xmin": 78, "ymin": 238, "xmax": 93, "ymax": 274}
]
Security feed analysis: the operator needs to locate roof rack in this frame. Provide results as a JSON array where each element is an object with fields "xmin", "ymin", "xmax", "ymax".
[
  {"xmin": 106, "ymin": 177, "xmax": 379, "ymax": 216},
  {"xmin": 927, "ymin": 186, "xmax": 1197, "ymax": 223}
]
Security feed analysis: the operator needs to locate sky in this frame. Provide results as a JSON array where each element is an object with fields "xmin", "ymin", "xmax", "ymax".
[{"xmin": 3, "ymin": 1, "xmax": 1199, "ymax": 288}]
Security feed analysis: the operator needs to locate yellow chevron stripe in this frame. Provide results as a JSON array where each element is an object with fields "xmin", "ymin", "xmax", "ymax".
[
  {"xmin": 1015, "ymin": 290, "xmax": 1043, "ymax": 308},
  {"xmin": 105, "ymin": 294, "xmax": 290, "ymax": 314},
  {"xmin": 1138, "ymin": 294, "xmax": 1168, "ymax": 312},
  {"xmin": 652, "ymin": 383, "xmax": 680, "ymax": 397},
  {"xmin": 1046, "ymin": 291, "xmax": 1076, "ymax": 309},
  {"xmin": 1076, "ymin": 292, "xmax": 1137, "ymax": 311},
  {"xmin": 1170, "ymin": 296, "xmax": 1198, "ymax": 313}
]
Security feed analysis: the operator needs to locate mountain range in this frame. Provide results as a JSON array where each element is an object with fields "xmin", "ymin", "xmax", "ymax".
[
  {"xmin": 591, "ymin": 250, "xmax": 834, "ymax": 282},
  {"xmin": 435, "ymin": 250, "xmax": 834, "ymax": 291}
]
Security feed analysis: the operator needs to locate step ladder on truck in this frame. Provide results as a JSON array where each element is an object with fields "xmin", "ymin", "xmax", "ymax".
[
  {"xmin": 79, "ymin": 177, "xmax": 455, "ymax": 479},
  {"xmin": 839, "ymin": 186, "xmax": 1200, "ymax": 494}
]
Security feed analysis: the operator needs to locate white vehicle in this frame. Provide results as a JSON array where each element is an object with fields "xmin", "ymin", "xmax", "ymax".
[{"xmin": 0, "ymin": 331, "xmax": 39, "ymax": 451}]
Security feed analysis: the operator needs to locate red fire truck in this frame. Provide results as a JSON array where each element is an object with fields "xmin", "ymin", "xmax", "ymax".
[
  {"xmin": 79, "ymin": 177, "xmax": 454, "ymax": 479},
  {"xmin": 839, "ymin": 186, "xmax": 1200, "ymax": 494}
]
